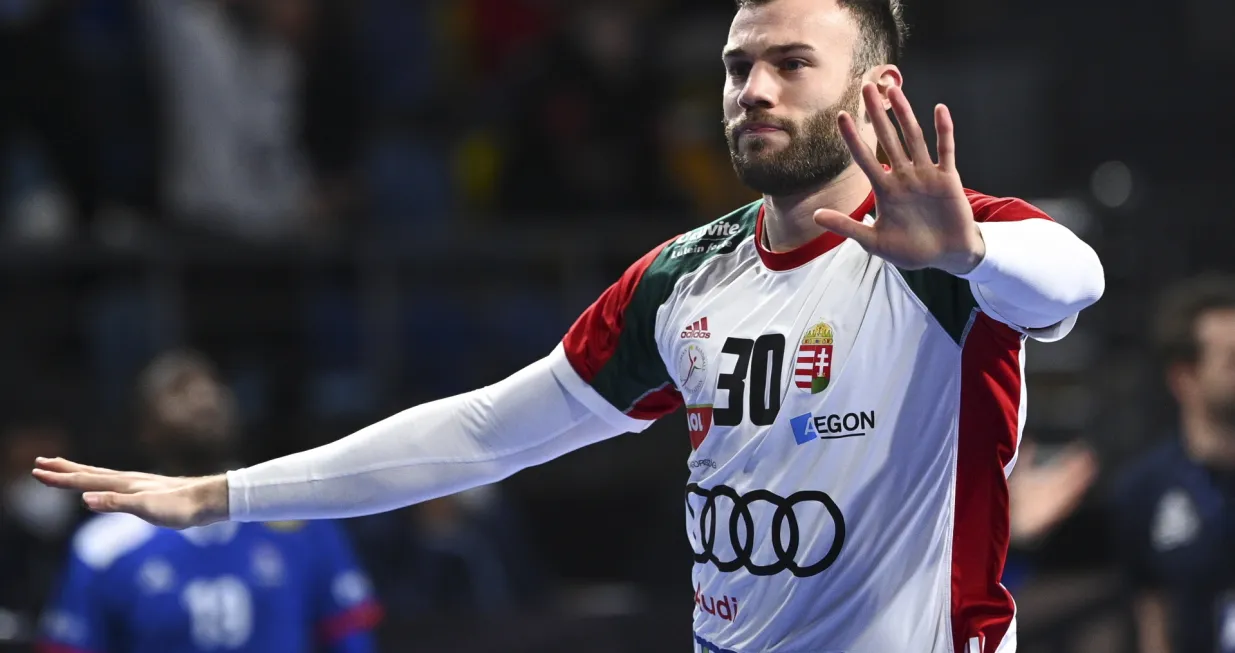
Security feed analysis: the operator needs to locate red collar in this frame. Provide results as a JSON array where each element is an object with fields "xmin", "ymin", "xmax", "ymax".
[{"xmin": 754, "ymin": 191, "xmax": 877, "ymax": 271}]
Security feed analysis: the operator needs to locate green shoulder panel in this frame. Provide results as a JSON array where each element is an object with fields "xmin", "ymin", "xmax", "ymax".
[
  {"xmin": 894, "ymin": 266, "xmax": 979, "ymax": 345},
  {"xmin": 589, "ymin": 201, "xmax": 761, "ymax": 412}
]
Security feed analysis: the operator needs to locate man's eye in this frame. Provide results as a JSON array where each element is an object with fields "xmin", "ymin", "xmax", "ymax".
[
  {"xmin": 727, "ymin": 63, "xmax": 751, "ymax": 78},
  {"xmin": 782, "ymin": 59, "xmax": 807, "ymax": 71}
]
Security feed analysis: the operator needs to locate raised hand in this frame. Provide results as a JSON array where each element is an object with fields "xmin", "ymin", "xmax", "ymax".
[
  {"xmin": 32, "ymin": 457, "xmax": 229, "ymax": 530},
  {"xmin": 1007, "ymin": 440, "xmax": 1099, "ymax": 544},
  {"xmin": 812, "ymin": 83, "xmax": 985, "ymax": 275}
]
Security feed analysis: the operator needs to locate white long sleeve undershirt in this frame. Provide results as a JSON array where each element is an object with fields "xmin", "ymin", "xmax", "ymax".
[
  {"xmin": 226, "ymin": 218, "xmax": 1103, "ymax": 523},
  {"xmin": 961, "ymin": 218, "xmax": 1104, "ymax": 341},
  {"xmin": 226, "ymin": 347, "xmax": 639, "ymax": 522}
]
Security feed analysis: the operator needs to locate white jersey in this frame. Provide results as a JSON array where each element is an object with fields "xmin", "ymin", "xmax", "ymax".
[{"xmin": 553, "ymin": 190, "xmax": 1071, "ymax": 653}]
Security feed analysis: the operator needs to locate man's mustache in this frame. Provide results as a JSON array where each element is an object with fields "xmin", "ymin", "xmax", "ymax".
[{"xmin": 726, "ymin": 112, "xmax": 793, "ymax": 135}]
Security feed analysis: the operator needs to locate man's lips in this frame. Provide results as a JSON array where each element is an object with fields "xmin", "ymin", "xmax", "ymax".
[{"xmin": 738, "ymin": 122, "xmax": 785, "ymax": 135}]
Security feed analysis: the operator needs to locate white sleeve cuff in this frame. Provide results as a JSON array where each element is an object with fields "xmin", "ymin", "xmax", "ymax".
[{"xmin": 970, "ymin": 283, "xmax": 1079, "ymax": 342}]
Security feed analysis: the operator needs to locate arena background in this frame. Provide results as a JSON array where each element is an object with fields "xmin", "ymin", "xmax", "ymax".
[{"xmin": 1, "ymin": 0, "xmax": 1232, "ymax": 651}]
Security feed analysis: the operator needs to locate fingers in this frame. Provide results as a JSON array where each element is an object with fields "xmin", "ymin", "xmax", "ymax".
[
  {"xmin": 32, "ymin": 468, "xmax": 144, "ymax": 493},
  {"xmin": 35, "ymin": 457, "xmax": 122, "ymax": 475},
  {"xmin": 35, "ymin": 458, "xmax": 166, "ymax": 484},
  {"xmin": 836, "ymin": 111, "xmax": 885, "ymax": 183},
  {"xmin": 813, "ymin": 209, "xmax": 877, "ymax": 251},
  {"xmin": 1057, "ymin": 445, "xmax": 1099, "ymax": 481},
  {"xmin": 935, "ymin": 104, "xmax": 956, "ymax": 171},
  {"xmin": 862, "ymin": 83, "xmax": 908, "ymax": 169},
  {"xmin": 887, "ymin": 86, "xmax": 932, "ymax": 165}
]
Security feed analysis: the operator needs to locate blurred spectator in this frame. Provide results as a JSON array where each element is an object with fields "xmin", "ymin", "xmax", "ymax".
[
  {"xmin": 1009, "ymin": 438, "xmax": 1100, "ymax": 548},
  {"xmin": 0, "ymin": 0, "xmax": 100, "ymax": 243},
  {"xmin": 138, "ymin": 0, "xmax": 358, "ymax": 242},
  {"xmin": 350, "ymin": 485, "xmax": 548, "ymax": 618},
  {"xmin": 496, "ymin": 1, "xmax": 687, "ymax": 217},
  {"xmin": 1108, "ymin": 274, "xmax": 1235, "ymax": 653},
  {"xmin": 36, "ymin": 349, "xmax": 382, "ymax": 653},
  {"xmin": 0, "ymin": 413, "xmax": 81, "ymax": 642},
  {"xmin": 659, "ymin": 92, "xmax": 761, "ymax": 218}
]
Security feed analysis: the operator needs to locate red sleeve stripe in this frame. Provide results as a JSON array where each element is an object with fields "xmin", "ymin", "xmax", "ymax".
[
  {"xmin": 626, "ymin": 382, "xmax": 683, "ymax": 421},
  {"xmin": 317, "ymin": 600, "xmax": 384, "ymax": 644},
  {"xmin": 562, "ymin": 236, "xmax": 677, "ymax": 385},
  {"xmin": 965, "ymin": 190, "xmax": 1052, "ymax": 223},
  {"xmin": 949, "ymin": 312, "xmax": 1023, "ymax": 653}
]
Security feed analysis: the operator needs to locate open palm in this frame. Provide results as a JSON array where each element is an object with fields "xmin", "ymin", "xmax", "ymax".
[
  {"xmin": 32, "ymin": 457, "xmax": 225, "ymax": 529},
  {"xmin": 813, "ymin": 83, "xmax": 984, "ymax": 275}
]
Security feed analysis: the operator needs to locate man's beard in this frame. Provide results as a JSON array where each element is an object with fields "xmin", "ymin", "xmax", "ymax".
[{"xmin": 726, "ymin": 80, "xmax": 864, "ymax": 197}]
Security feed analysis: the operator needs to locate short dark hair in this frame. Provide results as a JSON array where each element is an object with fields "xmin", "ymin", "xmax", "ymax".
[
  {"xmin": 734, "ymin": 0, "xmax": 907, "ymax": 71},
  {"xmin": 1153, "ymin": 273, "xmax": 1235, "ymax": 367}
]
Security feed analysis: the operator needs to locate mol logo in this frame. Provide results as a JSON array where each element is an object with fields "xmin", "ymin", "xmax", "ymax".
[
  {"xmin": 790, "ymin": 411, "xmax": 875, "ymax": 444},
  {"xmin": 687, "ymin": 405, "xmax": 713, "ymax": 449}
]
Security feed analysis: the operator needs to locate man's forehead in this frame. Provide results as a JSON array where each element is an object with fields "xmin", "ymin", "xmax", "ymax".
[{"xmin": 724, "ymin": 0, "xmax": 857, "ymax": 57}]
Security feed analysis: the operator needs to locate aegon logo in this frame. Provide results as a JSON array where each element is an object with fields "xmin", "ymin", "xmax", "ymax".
[
  {"xmin": 679, "ymin": 221, "xmax": 742, "ymax": 244},
  {"xmin": 790, "ymin": 411, "xmax": 875, "ymax": 445}
]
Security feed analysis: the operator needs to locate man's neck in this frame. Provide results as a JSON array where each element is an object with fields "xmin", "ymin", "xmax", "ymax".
[
  {"xmin": 761, "ymin": 164, "xmax": 873, "ymax": 253},
  {"xmin": 1181, "ymin": 411, "xmax": 1235, "ymax": 469}
]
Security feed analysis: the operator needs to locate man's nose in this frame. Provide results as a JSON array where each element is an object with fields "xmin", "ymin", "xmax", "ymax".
[{"xmin": 738, "ymin": 64, "xmax": 778, "ymax": 110}]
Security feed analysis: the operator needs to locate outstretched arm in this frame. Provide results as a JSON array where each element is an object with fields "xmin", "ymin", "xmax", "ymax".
[{"xmin": 33, "ymin": 346, "xmax": 632, "ymax": 528}]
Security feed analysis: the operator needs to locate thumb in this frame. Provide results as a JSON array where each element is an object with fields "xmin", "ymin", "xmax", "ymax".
[
  {"xmin": 83, "ymin": 491, "xmax": 133, "ymax": 514},
  {"xmin": 84, "ymin": 491, "xmax": 188, "ymax": 529},
  {"xmin": 813, "ymin": 209, "xmax": 876, "ymax": 250}
]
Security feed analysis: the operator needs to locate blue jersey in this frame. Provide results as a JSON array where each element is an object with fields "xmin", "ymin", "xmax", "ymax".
[
  {"xmin": 37, "ymin": 515, "xmax": 382, "ymax": 653},
  {"xmin": 1109, "ymin": 438, "xmax": 1235, "ymax": 653}
]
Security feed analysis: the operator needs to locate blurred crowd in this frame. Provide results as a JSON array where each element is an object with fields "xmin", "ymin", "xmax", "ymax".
[
  {"xmin": 1, "ymin": 0, "xmax": 761, "ymax": 249},
  {"xmin": 1, "ymin": 0, "xmax": 1234, "ymax": 651}
]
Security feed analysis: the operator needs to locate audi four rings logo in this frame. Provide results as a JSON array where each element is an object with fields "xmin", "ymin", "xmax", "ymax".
[{"xmin": 685, "ymin": 484, "xmax": 846, "ymax": 578}]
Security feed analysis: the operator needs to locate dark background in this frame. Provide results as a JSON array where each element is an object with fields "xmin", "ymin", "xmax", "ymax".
[{"xmin": 1, "ymin": 0, "xmax": 1232, "ymax": 650}]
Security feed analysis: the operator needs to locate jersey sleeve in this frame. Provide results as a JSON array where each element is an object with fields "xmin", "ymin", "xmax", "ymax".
[
  {"xmin": 964, "ymin": 192, "xmax": 1100, "ymax": 342},
  {"xmin": 36, "ymin": 550, "xmax": 116, "ymax": 653},
  {"xmin": 966, "ymin": 192, "xmax": 1053, "ymax": 226},
  {"xmin": 551, "ymin": 237, "xmax": 684, "ymax": 429},
  {"xmin": 897, "ymin": 192, "xmax": 1090, "ymax": 345},
  {"xmin": 305, "ymin": 521, "xmax": 383, "ymax": 653}
]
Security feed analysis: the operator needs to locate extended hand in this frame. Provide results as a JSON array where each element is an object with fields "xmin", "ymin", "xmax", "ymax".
[
  {"xmin": 813, "ymin": 83, "xmax": 985, "ymax": 275},
  {"xmin": 32, "ymin": 458, "xmax": 229, "ymax": 530}
]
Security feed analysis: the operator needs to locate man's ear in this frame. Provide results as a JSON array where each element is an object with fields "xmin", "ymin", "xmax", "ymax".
[{"xmin": 868, "ymin": 65, "xmax": 902, "ymax": 166}]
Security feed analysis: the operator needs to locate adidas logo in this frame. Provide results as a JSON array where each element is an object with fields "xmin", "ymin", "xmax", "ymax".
[{"xmin": 681, "ymin": 317, "xmax": 711, "ymax": 339}]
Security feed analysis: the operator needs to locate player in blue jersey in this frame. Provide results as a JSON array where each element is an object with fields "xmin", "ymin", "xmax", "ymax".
[
  {"xmin": 36, "ymin": 350, "xmax": 382, "ymax": 653},
  {"xmin": 1109, "ymin": 274, "xmax": 1235, "ymax": 653}
]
